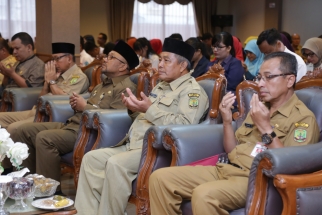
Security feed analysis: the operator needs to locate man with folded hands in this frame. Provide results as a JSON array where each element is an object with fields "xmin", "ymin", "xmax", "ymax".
[
  {"xmin": 0, "ymin": 42, "xmax": 89, "ymax": 135},
  {"xmin": 11, "ymin": 40, "xmax": 138, "ymax": 194},
  {"xmin": 74, "ymin": 38, "xmax": 209, "ymax": 215},
  {"xmin": 149, "ymin": 52, "xmax": 319, "ymax": 215}
]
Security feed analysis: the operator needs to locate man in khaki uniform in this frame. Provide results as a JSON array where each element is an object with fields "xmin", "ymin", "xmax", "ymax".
[
  {"xmin": 0, "ymin": 42, "xmax": 89, "ymax": 135},
  {"xmin": 0, "ymin": 37, "xmax": 17, "ymax": 85},
  {"xmin": 74, "ymin": 38, "xmax": 209, "ymax": 215},
  {"xmin": 11, "ymin": 40, "xmax": 139, "ymax": 193},
  {"xmin": 0, "ymin": 32, "xmax": 44, "ymax": 95},
  {"xmin": 149, "ymin": 52, "xmax": 320, "ymax": 215}
]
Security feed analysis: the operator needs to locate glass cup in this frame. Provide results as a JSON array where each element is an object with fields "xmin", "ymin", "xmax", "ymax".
[{"xmin": 0, "ymin": 176, "xmax": 13, "ymax": 215}]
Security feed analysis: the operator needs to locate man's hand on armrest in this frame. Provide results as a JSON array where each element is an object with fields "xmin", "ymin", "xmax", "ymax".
[{"xmin": 70, "ymin": 92, "xmax": 87, "ymax": 112}]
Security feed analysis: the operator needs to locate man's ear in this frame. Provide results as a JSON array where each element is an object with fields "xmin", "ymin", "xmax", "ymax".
[
  {"xmin": 119, "ymin": 63, "xmax": 129, "ymax": 72},
  {"xmin": 286, "ymin": 74, "xmax": 296, "ymax": 88},
  {"xmin": 26, "ymin": 44, "xmax": 33, "ymax": 52},
  {"xmin": 180, "ymin": 61, "xmax": 188, "ymax": 72}
]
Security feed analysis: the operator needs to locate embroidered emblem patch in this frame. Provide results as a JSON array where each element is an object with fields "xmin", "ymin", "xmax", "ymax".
[
  {"xmin": 188, "ymin": 93, "xmax": 199, "ymax": 108},
  {"xmin": 294, "ymin": 129, "xmax": 307, "ymax": 143},
  {"xmin": 70, "ymin": 77, "xmax": 79, "ymax": 84}
]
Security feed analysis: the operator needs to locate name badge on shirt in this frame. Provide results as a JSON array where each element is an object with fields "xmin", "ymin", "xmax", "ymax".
[{"xmin": 250, "ymin": 143, "xmax": 267, "ymax": 157}]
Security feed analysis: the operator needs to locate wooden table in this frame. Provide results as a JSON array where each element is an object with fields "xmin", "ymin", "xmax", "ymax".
[{"xmin": 5, "ymin": 198, "xmax": 77, "ymax": 215}]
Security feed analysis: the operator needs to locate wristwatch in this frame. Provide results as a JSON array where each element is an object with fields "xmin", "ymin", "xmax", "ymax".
[
  {"xmin": 49, "ymin": 80, "xmax": 57, "ymax": 85},
  {"xmin": 261, "ymin": 131, "xmax": 276, "ymax": 145}
]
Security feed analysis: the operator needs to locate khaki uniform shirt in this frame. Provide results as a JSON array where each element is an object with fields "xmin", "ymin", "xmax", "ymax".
[
  {"xmin": 227, "ymin": 93, "xmax": 320, "ymax": 171},
  {"xmin": 50, "ymin": 64, "xmax": 89, "ymax": 95},
  {"xmin": 0, "ymin": 55, "xmax": 17, "ymax": 85},
  {"xmin": 6, "ymin": 55, "xmax": 44, "ymax": 88},
  {"xmin": 120, "ymin": 73, "xmax": 209, "ymax": 150},
  {"xmin": 64, "ymin": 75, "xmax": 137, "ymax": 132}
]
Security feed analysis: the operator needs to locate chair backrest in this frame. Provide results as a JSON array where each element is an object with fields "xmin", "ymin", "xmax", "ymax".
[
  {"xmin": 196, "ymin": 72, "xmax": 227, "ymax": 124},
  {"xmin": 131, "ymin": 72, "xmax": 150, "ymax": 101},
  {"xmin": 88, "ymin": 66, "xmax": 102, "ymax": 92},
  {"xmin": 83, "ymin": 66, "xmax": 94, "ymax": 86},
  {"xmin": 295, "ymin": 78, "xmax": 322, "ymax": 90},
  {"xmin": 295, "ymin": 88, "xmax": 322, "ymax": 141},
  {"xmin": 233, "ymin": 81, "xmax": 259, "ymax": 128},
  {"xmin": 80, "ymin": 58, "xmax": 102, "ymax": 72}
]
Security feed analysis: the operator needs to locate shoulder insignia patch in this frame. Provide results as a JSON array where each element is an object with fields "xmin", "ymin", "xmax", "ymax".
[
  {"xmin": 188, "ymin": 93, "xmax": 200, "ymax": 108},
  {"xmin": 294, "ymin": 122, "xmax": 309, "ymax": 128},
  {"xmin": 294, "ymin": 129, "xmax": 307, "ymax": 143},
  {"xmin": 70, "ymin": 77, "xmax": 79, "ymax": 84}
]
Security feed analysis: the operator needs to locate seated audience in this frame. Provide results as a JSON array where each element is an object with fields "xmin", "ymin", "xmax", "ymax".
[
  {"xmin": 84, "ymin": 42, "xmax": 100, "ymax": 59},
  {"xmin": 201, "ymin": 32, "xmax": 214, "ymax": 61},
  {"xmin": 133, "ymin": 37, "xmax": 159, "ymax": 69},
  {"xmin": 149, "ymin": 52, "xmax": 320, "ymax": 214},
  {"xmin": 292, "ymin": 33, "xmax": 303, "ymax": 58},
  {"xmin": 185, "ymin": 37, "xmax": 210, "ymax": 78},
  {"xmin": 207, "ymin": 32, "xmax": 244, "ymax": 99},
  {"xmin": 11, "ymin": 40, "xmax": 139, "ymax": 194},
  {"xmin": 257, "ymin": 28, "xmax": 306, "ymax": 82},
  {"xmin": 97, "ymin": 32, "xmax": 107, "ymax": 54},
  {"xmin": 80, "ymin": 36, "xmax": 94, "ymax": 67},
  {"xmin": 301, "ymin": 37, "xmax": 322, "ymax": 71},
  {"xmin": 83, "ymin": 35, "xmax": 95, "ymax": 44},
  {"xmin": 280, "ymin": 32, "xmax": 294, "ymax": 52},
  {"xmin": 150, "ymin": 38, "xmax": 162, "ymax": 55},
  {"xmin": 0, "ymin": 32, "xmax": 44, "ymax": 96},
  {"xmin": 243, "ymin": 39, "xmax": 264, "ymax": 80},
  {"xmin": 0, "ymin": 42, "xmax": 89, "ymax": 135},
  {"xmin": 0, "ymin": 38, "xmax": 16, "ymax": 85},
  {"xmin": 74, "ymin": 38, "xmax": 209, "ymax": 215}
]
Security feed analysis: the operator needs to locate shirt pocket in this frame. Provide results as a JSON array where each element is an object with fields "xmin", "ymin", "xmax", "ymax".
[
  {"xmin": 238, "ymin": 126, "xmax": 255, "ymax": 136},
  {"xmin": 274, "ymin": 126, "xmax": 287, "ymax": 139},
  {"xmin": 159, "ymin": 97, "xmax": 174, "ymax": 107}
]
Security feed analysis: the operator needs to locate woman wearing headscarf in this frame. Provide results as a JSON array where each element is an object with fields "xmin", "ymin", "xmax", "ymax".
[
  {"xmin": 243, "ymin": 39, "xmax": 264, "ymax": 80},
  {"xmin": 301, "ymin": 37, "xmax": 322, "ymax": 71}
]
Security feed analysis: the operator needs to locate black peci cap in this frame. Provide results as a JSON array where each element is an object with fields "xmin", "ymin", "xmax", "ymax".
[
  {"xmin": 113, "ymin": 40, "xmax": 139, "ymax": 70},
  {"xmin": 52, "ymin": 42, "xmax": 75, "ymax": 55},
  {"xmin": 162, "ymin": 38, "xmax": 195, "ymax": 62}
]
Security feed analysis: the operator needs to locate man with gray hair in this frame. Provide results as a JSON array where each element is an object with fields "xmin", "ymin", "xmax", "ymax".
[{"xmin": 75, "ymin": 38, "xmax": 209, "ymax": 214}]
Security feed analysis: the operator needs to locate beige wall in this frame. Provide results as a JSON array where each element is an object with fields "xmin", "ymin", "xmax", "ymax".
[
  {"xmin": 282, "ymin": 0, "xmax": 322, "ymax": 44},
  {"xmin": 80, "ymin": 0, "xmax": 109, "ymax": 42}
]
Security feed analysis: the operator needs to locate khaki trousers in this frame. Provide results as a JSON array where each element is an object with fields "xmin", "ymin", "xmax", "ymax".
[
  {"xmin": 75, "ymin": 144, "xmax": 142, "ymax": 215},
  {"xmin": 149, "ymin": 164, "xmax": 249, "ymax": 215},
  {"xmin": 0, "ymin": 108, "xmax": 36, "ymax": 135},
  {"xmin": 11, "ymin": 122, "xmax": 78, "ymax": 190}
]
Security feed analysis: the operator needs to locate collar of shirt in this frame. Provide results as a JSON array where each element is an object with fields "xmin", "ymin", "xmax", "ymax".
[
  {"xmin": 102, "ymin": 74, "xmax": 129, "ymax": 86},
  {"xmin": 159, "ymin": 73, "xmax": 192, "ymax": 91},
  {"xmin": 271, "ymin": 93, "xmax": 299, "ymax": 118},
  {"xmin": 61, "ymin": 64, "xmax": 78, "ymax": 80},
  {"xmin": 16, "ymin": 54, "xmax": 36, "ymax": 67}
]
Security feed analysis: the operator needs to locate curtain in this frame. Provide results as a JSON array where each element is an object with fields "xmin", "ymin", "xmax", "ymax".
[
  {"xmin": 138, "ymin": 0, "xmax": 191, "ymax": 5},
  {"xmin": 106, "ymin": 0, "xmax": 135, "ymax": 42},
  {"xmin": 192, "ymin": 0, "xmax": 217, "ymax": 36},
  {"xmin": 0, "ymin": 0, "xmax": 36, "ymax": 39},
  {"xmin": 131, "ymin": 0, "xmax": 197, "ymax": 42}
]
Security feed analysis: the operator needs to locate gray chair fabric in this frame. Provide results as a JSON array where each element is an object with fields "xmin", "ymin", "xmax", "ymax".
[{"xmin": 9, "ymin": 87, "xmax": 42, "ymax": 111}]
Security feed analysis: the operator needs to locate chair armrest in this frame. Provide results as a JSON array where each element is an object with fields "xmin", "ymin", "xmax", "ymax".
[
  {"xmin": 45, "ymin": 100, "xmax": 74, "ymax": 122},
  {"xmin": 0, "ymin": 88, "xmax": 12, "ymax": 112},
  {"xmin": 274, "ymin": 171, "xmax": 322, "ymax": 215},
  {"xmin": 35, "ymin": 93, "xmax": 90, "ymax": 122},
  {"xmin": 162, "ymin": 123, "xmax": 236, "ymax": 166},
  {"xmin": 93, "ymin": 109, "xmax": 133, "ymax": 149},
  {"xmin": 254, "ymin": 142, "xmax": 322, "ymax": 177},
  {"xmin": 73, "ymin": 109, "xmax": 98, "ymax": 187},
  {"xmin": 9, "ymin": 87, "xmax": 42, "ymax": 111}
]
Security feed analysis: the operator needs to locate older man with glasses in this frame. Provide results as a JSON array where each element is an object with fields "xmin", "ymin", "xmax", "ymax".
[
  {"xmin": 149, "ymin": 52, "xmax": 319, "ymax": 215},
  {"xmin": 11, "ymin": 40, "xmax": 139, "ymax": 195}
]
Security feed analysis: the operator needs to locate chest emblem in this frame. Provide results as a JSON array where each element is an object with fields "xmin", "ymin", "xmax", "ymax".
[
  {"xmin": 294, "ymin": 129, "xmax": 307, "ymax": 143},
  {"xmin": 188, "ymin": 93, "xmax": 200, "ymax": 108}
]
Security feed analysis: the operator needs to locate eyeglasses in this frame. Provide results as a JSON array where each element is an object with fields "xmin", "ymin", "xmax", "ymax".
[
  {"xmin": 52, "ymin": 54, "xmax": 69, "ymax": 62},
  {"xmin": 104, "ymin": 54, "xmax": 126, "ymax": 64},
  {"xmin": 212, "ymin": 45, "xmax": 226, "ymax": 50},
  {"xmin": 254, "ymin": 73, "xmax": 294, "ymax": 82},
  {"xmin": 303, "ymin": 52, "xmax": 315, "ymax": 58}
]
